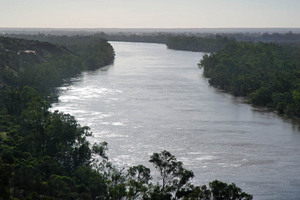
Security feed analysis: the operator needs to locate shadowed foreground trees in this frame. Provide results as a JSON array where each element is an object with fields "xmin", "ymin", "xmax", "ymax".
[{"xmin": 0, "ymin": 88, "xmax": 252, "ymax": 199}]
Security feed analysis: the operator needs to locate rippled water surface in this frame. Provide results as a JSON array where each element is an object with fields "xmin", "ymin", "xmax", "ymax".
[{"xmin": 52, "ymin": 42, "xmax": 300, "ymax": 199}]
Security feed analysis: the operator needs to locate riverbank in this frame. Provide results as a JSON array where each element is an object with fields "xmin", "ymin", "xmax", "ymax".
[
  {"xmin": 0, "ymin": 37, "xmax": 255, "ymax": 200},
  {"xmin": 0, "ymin": 36, "xmax": 116, "ymax": 199},
  {"xmin": 199, "ymin": 41, "xmax": 300, "ymax": 119},
  {"xmin": 52, "ymin": 41, "xmax": 300, "ymax": 199}
]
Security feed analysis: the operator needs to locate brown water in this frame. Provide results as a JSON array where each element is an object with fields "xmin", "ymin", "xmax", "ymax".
[{"xmin": 52, "ymin": 42, "xmax": 300, "ymax": 199}]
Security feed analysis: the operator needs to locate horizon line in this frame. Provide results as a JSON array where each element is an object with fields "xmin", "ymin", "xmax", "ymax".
[{"xmin": 1, "ymin": 27, "xmax": 300, "ymax": 29}]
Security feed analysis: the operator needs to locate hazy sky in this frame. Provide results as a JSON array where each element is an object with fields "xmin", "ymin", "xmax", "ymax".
[{"xmin": 1, "ymin": 0, "xmax": 299, "ymax": 28}]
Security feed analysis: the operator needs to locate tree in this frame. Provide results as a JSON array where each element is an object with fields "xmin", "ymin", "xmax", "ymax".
[
  {"xmin": 126, "ymin": 165, "xmax": 152, "ymax": 199},
  {"xmin": 149, "ymin": 150, "xmax": 194, "ymax": 198},
  {"xmin": 199, "ymin": 41, "xmax": 300, "ymax": 118},
  {"xmin": 209, "ymin": 180, "xmax": 253, "ymax": 200}
]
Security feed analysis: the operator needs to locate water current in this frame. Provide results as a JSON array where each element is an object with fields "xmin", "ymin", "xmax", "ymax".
[{"xmin": 52, "ymin": 42, "xmax": 300, "ymax": 199}]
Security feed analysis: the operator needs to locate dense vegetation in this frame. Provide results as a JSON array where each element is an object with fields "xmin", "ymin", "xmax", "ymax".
[
  {"xmin": 165, "ymin": 32, "xmax": 300, "ymax": 52},
  {"xmin": 97, "ymin": 32, "xmax": 169, "ymax": 44},
  {"xmin": 166, "ymin": 35, "xmax": 234, "ymax": 52},
  {"xmin": 5, "ymin": 32, "xmax": 169, "ymax": 46},
  {"xmin": 224, "ymin": 32, "xmax": 300, "ymax": 46},
  {"xmin": 199, "ymin": 42, "xmax": 300, "ymax": 118},
  {"xmin": 0, "ymin": 36, "xmax": 68, "ymax": 89},
  {"xmin": 0, "ymin": 36, "xmax": 252, "ymax": 199},
  {"xmin": 0, "ymin": 36, "xmax": 114, "ymax": 96},
  {"xmin": 5, "ymin": 31, "xmax": 300, "ymax": 52}
]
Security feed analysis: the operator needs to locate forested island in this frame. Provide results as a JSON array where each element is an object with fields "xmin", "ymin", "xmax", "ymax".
[{"xmin": 0, "ymin": 36, "xmax": 252, "ymax": 199}]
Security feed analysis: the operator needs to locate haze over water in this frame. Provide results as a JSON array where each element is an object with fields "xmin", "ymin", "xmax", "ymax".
[{"xmin": 52, "ymin": 42, "xmax": 300, "ymax": 200}]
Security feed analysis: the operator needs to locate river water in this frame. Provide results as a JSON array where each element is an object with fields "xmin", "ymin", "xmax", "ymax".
[{"xmin": 52, "ymin": 42, "xmax": 300, "ymax": 199}]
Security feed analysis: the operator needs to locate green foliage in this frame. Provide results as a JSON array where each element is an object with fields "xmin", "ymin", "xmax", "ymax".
[
  {"xmin": 166, "ymin": 35, "xmax": 234, "ymax": 52},
  {"xmin": 92, "ymin": 141, "xmax": 109, "ymax": 161},
  {"xmin": 0, "ymin": 86, "xmax": 102, "ymax": 199},
  {"xmin": 126, "ymin": 165, "xmax": 152, "ymax": 199},
  {"xmin": 6, "ymin": 32, "xmax": 169, "ymax": 45},
  {"xmin": 0, "ymin": 36, "xmax": 114, "ymax": 97},
  {"xmin": 19, "ymin": 54, "xmax": 83, "ymax": 95},
  {"xmin": 0, "ymin": 36, "xmax": 69, "ymax": 90},
  {"xmin": 199, "ymin": 41, "xmax": 300, "ymax": 118},
  {"xmin": 149, "ymin": 150, "xmax": 194, "ymax": 195},
  {"xmin": 209, "ymin": 180, "xmax": 253, "ymax": 200},
  {"xmin": 228, "ymin": 31, "xmax": 300, "ymax": 47},
  {"xmin": 0, "ymin": 35, "xmax": 115, "ymax": 199}
]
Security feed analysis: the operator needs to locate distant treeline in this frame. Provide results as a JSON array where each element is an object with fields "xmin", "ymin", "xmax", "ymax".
[
  {"xmin": 0, "ymin": 36, "xmax": 253, "ymax": 199},
  {"xmin": 5, "ymin": 32, "xmax": 169, "ymax": 45},
  {"xmin": 98, "ymin": 32, "xmax": 170, "ymax": 44},
  {"xmin": 224, "ymin": 32, "xmax": 300, "ymax": 46},
  {"xmin": 166, "ymin": 35, "xmax": 234, "ymax": 52},
  {"xmin": 199, "ymin": 42, "xmax": 300, "ymax": 118},
  {"xmin": 165, "ymin": 32, "xmax": 300, "ymax": 52},
  {"xmin": 5, "ymin": 31, "xmax": 300, "ymax": 50}
]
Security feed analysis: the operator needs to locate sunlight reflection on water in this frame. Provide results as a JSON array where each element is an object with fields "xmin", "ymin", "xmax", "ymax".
[{"xmin": 52, "ymin": 42, "xmax": 300, "ymax": 200}]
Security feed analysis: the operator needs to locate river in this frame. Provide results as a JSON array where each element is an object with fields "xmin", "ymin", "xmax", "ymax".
[{"xmin": 52, "ymin": 41, "xmax": 300, "ymax": 199}]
